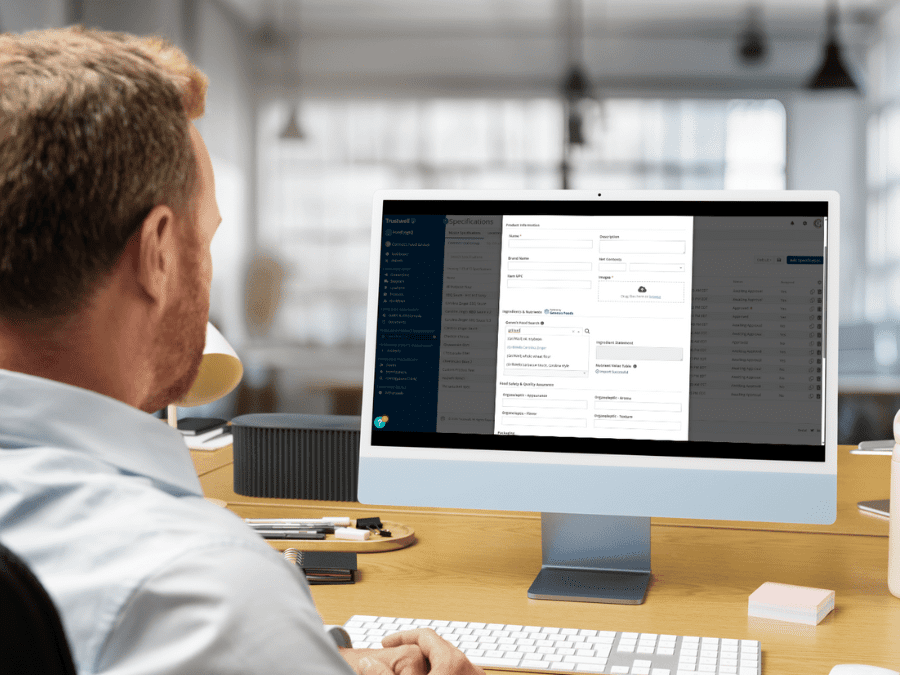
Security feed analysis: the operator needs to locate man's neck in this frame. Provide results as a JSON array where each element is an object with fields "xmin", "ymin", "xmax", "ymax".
[{"xmin": 0, "ymin": 305, "xmax": 151, "ymax": 410}]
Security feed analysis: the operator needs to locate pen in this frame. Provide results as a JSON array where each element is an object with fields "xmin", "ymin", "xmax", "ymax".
[
  {"xmin": 255, "ymin": 530, "xmax": 327, "ymax": 540},
  {"xmin": 244, "ymin": 517, "xmax": 351, "ymax": 527},
  {"xmin": 248, "ymin": 523, "xmax": 337, "ymax": 534}
]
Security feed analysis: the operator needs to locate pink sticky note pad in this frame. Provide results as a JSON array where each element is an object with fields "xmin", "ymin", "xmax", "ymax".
[{"xmin": 748, "ymin": 582, "xmax": 835, "ymax": 625}]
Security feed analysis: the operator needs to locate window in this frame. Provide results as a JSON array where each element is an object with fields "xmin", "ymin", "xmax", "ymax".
[
  {"xmin": 867, "ymin": 7, "xmax": 900, "ymax": 320},
  {"xmin": 257, "ymin": 97, "xmax": 786, "ymax": 345}
]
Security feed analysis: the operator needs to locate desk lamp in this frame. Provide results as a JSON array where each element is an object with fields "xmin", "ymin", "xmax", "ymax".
[{"xmin": 166, "ymin": 322, "xmax": 243, "ymax": 428}]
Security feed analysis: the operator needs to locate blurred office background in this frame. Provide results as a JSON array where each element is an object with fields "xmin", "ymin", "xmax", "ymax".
[{"xmin": 5, "ymin": 0, "xmax": 900, "ymax": 442}]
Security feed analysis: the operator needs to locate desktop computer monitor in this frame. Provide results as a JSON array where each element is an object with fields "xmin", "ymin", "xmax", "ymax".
[{"xmin": 358, "ymin": 190, "xmax": 838, "ymax": 604}]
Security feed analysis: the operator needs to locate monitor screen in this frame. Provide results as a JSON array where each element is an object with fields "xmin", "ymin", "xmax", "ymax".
[{"xmin": 358, "ymin": 190, "xmax": 838, "ymax": 602}]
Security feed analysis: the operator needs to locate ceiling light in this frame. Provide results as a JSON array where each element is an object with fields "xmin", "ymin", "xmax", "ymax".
[
  {"xmin": 280, "ymin": 107, "xmax": 305, "ymax": 141},
  {"xmin": 808, "ymin": 3, "xmax": 859, "ymax": 91},
  {"xmin": 737, "ymin": 6, "xmax": 768, "ymax": 65}
]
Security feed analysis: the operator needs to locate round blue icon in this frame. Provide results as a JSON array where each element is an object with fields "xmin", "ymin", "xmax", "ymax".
[
  {"xmin": 385, "ymin": 229, "xmax": 392, "ymax": 237},
  {"xmin": 443, "ymin": 218, "xmax": 449, "ymax": 225},
  {"xmin": 374, "ymin": 416, "xmax": 387, "ymax": 429}
]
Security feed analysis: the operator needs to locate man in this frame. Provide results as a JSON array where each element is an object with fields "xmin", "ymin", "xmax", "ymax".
[{"xmin": 0, "ymin": 26, "xmax": 483, "ymax": 675}]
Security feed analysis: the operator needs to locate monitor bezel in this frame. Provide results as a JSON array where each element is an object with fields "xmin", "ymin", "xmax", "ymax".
[{"xmin": 358, "ymin": 189, "xmax": 838, "ymax": 522}]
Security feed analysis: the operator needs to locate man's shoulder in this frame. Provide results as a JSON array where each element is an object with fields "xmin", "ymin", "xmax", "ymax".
[
  {"xmin": 0, "ymin": 442, "xmax": 279, "ymax": 607},
  {"xmin": 1, "ymin": 444, "xmax": 299, "ymax": 673}
]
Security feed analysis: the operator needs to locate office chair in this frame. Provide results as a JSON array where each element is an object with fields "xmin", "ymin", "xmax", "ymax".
[{"xmin": 0, "ymin": 540, "xmax": 77, "ymax": 675}]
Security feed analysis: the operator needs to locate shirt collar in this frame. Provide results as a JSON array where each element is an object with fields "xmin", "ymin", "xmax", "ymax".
[{"xmin": 0, "ymin": 369, "xmax": 202, "ymax": 497}]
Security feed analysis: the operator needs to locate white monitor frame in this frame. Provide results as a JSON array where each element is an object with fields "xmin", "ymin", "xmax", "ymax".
[{"xmin": 359, "ymin": 190, "xmax": 839, "ymax": 602}]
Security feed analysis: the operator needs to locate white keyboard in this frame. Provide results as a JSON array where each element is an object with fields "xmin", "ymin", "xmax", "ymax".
[{"xmin": 343, "ymin": 615, "xmax": 761, "ymax": 675}]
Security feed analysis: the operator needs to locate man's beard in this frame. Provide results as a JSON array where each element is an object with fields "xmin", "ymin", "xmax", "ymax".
[{"xmin": 140, "ymin": 267, "xmax": 208, "ymax": 413}]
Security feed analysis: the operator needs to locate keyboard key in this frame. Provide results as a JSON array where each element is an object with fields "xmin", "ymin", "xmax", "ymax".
[
  {"xmin": 520, "ymin": 660, "xmax": 551, "ymax": 670},
  {"xmin": 469, "ymin": 656, "xmax": 521, "ymax": 668},
  {"xmin": 562, "ymin": 655, "xmax": 608, "ymax": 667}
]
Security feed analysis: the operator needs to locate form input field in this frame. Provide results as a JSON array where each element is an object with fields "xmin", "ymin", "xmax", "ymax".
[
  {"xmin": 597, "ymin": 281, "xmax": 684, "ymax": 303},
  {"xmin": 508, "ymin": 279, "xmax": 591, "ymax": 289},
  {"xmin": 593, "ymin": 401, "xmax": 682, "ymax": 412},
  {"xmin": 598, "ymin": 241, "xmax": 685, "ymax": 254},
  {"xmin": 508, "ymin": 262, "xmax": 591, "ymax": 271},
  {"xmin": 508, "ymin": 240, "xmax": 593, "ymax": 249},
  {"xmin": 595, "ymin": 346, "xmax": 684, "ymax": 361},
  {"xmin": 510, "ymin": 327, "xmax": 584, "ymax": 336},
  {"xmin": 597, "ymin": 263, "xmax": 627, "ymax": 271},
  {"xmin": 594, "ymin": 410, "xmax": 680, "ymax": 422},
  {"xmin": 592, "ymin": 420, "xmax": 681, "ymax": 431},
  {"xmin": 503, "ymin": 399, "xmax": 588, "ymax": 409},
  {"xmin": 501, "ymin": 416, "xmax": 588, "ymax": 427},
  {"xmin": 503, "ymin": 369, "xmax": 588, "ymax": 378},
  {"xmin": 630, "ymin": 263, "xmax": 685, "ymax": 272},
  {"xmin": 508, "ymin": 271, "xmax": 587, "ymax": 281}
]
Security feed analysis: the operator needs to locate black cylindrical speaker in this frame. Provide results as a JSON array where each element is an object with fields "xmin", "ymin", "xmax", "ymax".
[{"xmin": 231, "ymin": 413, "xmax": 360, "ymax": 501}]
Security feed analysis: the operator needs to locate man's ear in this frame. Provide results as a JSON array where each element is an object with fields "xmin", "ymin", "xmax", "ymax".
[{"xmin": 135, "ymin": 204, "xmax": 179, "ymax": 307}]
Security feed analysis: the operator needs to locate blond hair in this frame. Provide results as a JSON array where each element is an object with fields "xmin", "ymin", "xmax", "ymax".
[{"xmin": 0, "ymin": 26, "xmax": 209, "ymax": 320}]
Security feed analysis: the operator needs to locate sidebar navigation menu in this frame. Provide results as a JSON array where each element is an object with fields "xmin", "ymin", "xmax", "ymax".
[{"xmin": 435, "ymin": 216, "xmax": 503, "ymax": 434}]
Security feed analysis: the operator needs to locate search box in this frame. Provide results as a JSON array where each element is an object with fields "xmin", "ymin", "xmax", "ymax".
[{"xmin": 509, "ymin": 328, "xmax": 584, "ymax": 336}]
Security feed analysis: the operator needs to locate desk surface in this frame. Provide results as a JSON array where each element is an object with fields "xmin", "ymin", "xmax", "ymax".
[
  {"xmin": 192, "ymin": 445, "xmax": 900, "ymax": 674},
  {"xmin": 193, "ymin": 445, "xmax": 891, "ymax": 538}
]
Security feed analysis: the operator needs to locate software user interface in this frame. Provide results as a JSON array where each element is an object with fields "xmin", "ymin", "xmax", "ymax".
[{"xmin": 371, "ymin": 200, "xmax": 828, "ymax": 463}]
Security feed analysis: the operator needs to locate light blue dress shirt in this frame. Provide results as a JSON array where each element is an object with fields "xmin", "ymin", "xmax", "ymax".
[{"xmin": 0, "ymin": 369, "xmax": 358, "ymax": 675}]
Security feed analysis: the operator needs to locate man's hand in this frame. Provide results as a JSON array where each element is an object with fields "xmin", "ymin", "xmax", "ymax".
[
  {"xmin": 341, "ymin": 643, "xmax": 427, "ymax": 675},
  {"xmin": 341, "ymin": 629, "xmax": 485, "ymax": 675},
  {"xmin": 382, "ymin": 629, "xmax": 486, "ymax": 675}
]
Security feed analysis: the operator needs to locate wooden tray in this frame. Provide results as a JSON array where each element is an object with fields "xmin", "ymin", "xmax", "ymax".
[
  {"xmin": 202, "ymin": 499, "xmax": 415, "ymax": 552},
  {"xmin": 266, "ymin": 520, "xmax": 415, "ymax": 553}
]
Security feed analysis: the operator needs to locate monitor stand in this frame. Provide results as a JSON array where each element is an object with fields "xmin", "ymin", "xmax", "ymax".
[{"xmin": 527, "ymin": 513, "xmax": 651, "ymax": 604}]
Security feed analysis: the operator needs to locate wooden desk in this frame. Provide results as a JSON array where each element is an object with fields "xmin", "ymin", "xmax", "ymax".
[
  {"xmin": 192, "ymin": 445, "xmax": 900, "ymax": 673},
  {"xmin": 194, "ymin": 445, "xmax": 892, "ymax": 537}
]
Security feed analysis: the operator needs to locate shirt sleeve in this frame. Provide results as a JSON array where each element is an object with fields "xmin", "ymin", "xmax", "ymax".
[{"xmin": 95, "ymin": 543, "xmax": 358, "ymax": 675}]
